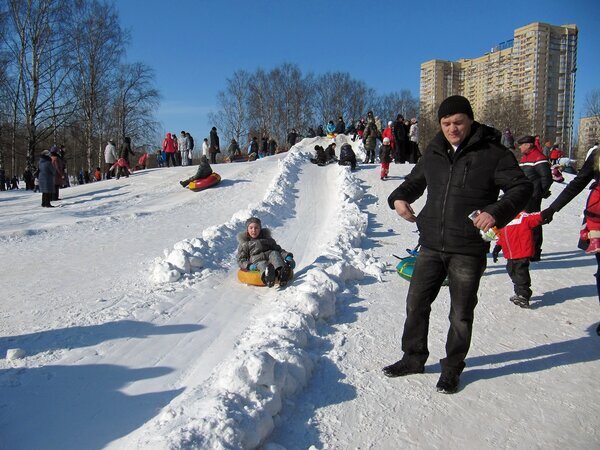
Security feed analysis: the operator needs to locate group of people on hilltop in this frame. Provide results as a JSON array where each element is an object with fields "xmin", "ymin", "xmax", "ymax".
[
  {"xmin": 0, "ymin": 169, "xmax": 22, "ymax": 191},
  {"xmin": 160, "ymin": 131, "xmax": 196, "ymax": 167}
]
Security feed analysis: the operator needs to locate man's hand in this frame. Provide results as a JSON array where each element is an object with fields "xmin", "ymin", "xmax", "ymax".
[
  {"xmin": 393, "ymin": 200, "xmax": 416, "ymax": 223},
  {"xmin": 472, "ymin": 211, "xmax": 496, "ymax": 231}
]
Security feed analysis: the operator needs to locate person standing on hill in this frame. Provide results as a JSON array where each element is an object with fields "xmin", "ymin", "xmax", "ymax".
[
  {"xmin": 38, "ymin": 150, "xmax": 56, "ymax": 207},
  {"xmin": 209, "ymin": 127, "xmax": 220, "ymax": 164},
  {"xmin": 384, "ymin": 95, "xmax": 532, "ymax": 394},
  {"xmin": 541, "ymin": 147, "xmax": 600, "ymax": 335},
  {"xmin": 162, "ymin": 133, "xmax": 177, "ymax": 167},
  {"xmin": 287, "ymin": 128, "xmax": 298, "ymax": 149},
  {"xmin": 104, "ymin": 139, "xmax": 118, "ymax": 179},
  {"xmin": 517, "ymin": 135, "xmax": 552, "ymax": 261},
  {"xmin": 116, "ymin": 137, "xmax": 135, "ymax": 179},
  {"xmin": 362, "ymin": 117, "xmax": 379, "ymax": 164},
  {"xmin": 393, "ymin": 114, "xmax": 408, "ymax": 163}
]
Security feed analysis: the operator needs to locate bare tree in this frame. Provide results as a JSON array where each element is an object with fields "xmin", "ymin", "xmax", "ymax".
[
  {"xmin": 480, "ymin": 93, "xmax": 530, "ymax": 140},
  {"xmin": 7, "ymin": 0, "xmax": 77, "ymax": 168},
  {"xmin": 208, "ymin": 69, "xmax": 251, "ymax": 144},
  {"xmin": 584, "ymin": 89, "xmax": 600, "ymax": 126},
  {"xmin": 376, "ymin": 90, "xmax": 419, "ymax": 124},
  {"xmin": 114, "ymin": 62, "xmax": 160, "ymax": 146},
  {"xmin": 69, "ymin": 0, "xmax": 125, "ymax": 170}
]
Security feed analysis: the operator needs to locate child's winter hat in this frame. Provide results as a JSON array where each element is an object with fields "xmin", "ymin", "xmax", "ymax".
[
  {"xmin": 383, "ymin": 137, "xmax": 390, "ymax": 145},
  {"xmin": 246, "ymin": 217, "xmax": 261, "ymax": 228}
]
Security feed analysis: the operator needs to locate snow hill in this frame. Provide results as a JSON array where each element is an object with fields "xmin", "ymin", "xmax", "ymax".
[{"xmin": 0, "ymin": 136, "xmax": 598, "ymax": 449}]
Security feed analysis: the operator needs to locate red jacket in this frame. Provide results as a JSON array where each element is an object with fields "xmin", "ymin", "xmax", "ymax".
[
  {"xmin": 381, "ymin": 127, "xmax": 396, "ymax": 149},
  {"xmin": 162, "ymin": 133, "xmax": 176, "ymax": 153},
  {"xmin": 549, "ymin": 148, "xmax": 564, "ymax": 160},
  {"xmin": 497, "ymin": 212, "xmax": 543, "ymax": 259}
]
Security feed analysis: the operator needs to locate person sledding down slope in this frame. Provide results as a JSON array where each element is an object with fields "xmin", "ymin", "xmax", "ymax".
[
  {"xmin": 310, "ymin": 145, "xmax": 327, "ymax": 165},
  {"xmin": 338, "ymin": 143, "xmax": 357, "ymax": 170},
  {"xmin": 179, "ymin": 155, "xmax": 213, "ymax": 187},
  {"xmin": 237, "ymin": 217, "xmax": 296, "ymax": 287}
]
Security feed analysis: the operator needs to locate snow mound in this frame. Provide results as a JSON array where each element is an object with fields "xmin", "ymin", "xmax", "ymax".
[{"xmin": 137, "ymin": 141, "xmax": 384, "ymax": 449}]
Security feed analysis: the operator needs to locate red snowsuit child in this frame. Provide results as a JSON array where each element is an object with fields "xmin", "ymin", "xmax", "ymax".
[{"xmin": 492, "ymin": 211, "xmax": 543, "ymax": 308}]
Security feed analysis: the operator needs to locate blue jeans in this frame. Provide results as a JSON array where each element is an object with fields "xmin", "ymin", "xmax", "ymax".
[{"xmin": 401, "ymin": 246, "xmax": 486, "ymax": 375}]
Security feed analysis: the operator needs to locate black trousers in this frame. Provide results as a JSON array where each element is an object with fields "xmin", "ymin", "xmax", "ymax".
[
  {"xmin": 506, "ymin": 258, "xmax": 532, "ymax": 299},
  {"xmin": 401, "ymin": 246, "xmax": 486, "ymax": 375},
  {"xmin": 41, "ymin": 192, "xmax": 52, "ymax": 206},
  {"xmin": 165, "ymin": 153, "xmax": 176, "ymax": 167}
]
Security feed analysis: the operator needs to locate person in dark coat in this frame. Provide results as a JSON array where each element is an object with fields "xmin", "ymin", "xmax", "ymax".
[
  {"xmin": 268, "ymin": 138, "xmax": 277, "ymax": 156},
  {"xmin": 338, "ymin": 143, "xmax": 357, "ymax": 170},
  {"xmin": 179, "ymin": 155, "xmax": 213, "ymax": 187},
  {"xmin": 307, "ymin": 127, "xmax": 316, "ymax": 138},
  {"xmin": 260, "ymin": 136, "xmax": 269, "ymax": 157},
  {"xmin": 393, "ymin": 114, "xmax": 408, "ymax": 163},
  {"xmin": 316, "ymin": 125, "xmax": 325, "ymax": 137},
  {"xmin": 50, "ymin": 147, "xmax": 65, "ymax": 200},
  {"xmin": 517, "ymin": 135, "xmax": 552, "ymax": 261},
  {"xmin": 383, "ymin": 95, "xmax": 532, "ymax": 394},
  {"xmin": 227, "ymin": 139, "xmax": 241, "ymax": 161},
  {"xmin": 209, "ymin": 127, "xmax": 220, "ymax": 164},
  {"xmin": 286, "ymin": 129, "xmax": 298, "ymax": 149},
  {"xmin": 38, "ymin": 150, "xmax": 57, "ymax": 207},
  {"xmin": 116, "ymin": 137, "xmax": 135, "ymax": 179},
  {"xmin": 310, "ymin": 145, "xmax": 327, "ymax": 165},
  {"xmin": 335, "ymin": 116, "xmax": 345, "ymax": 134},
  {"xmin": 362, "ymin": 118, "xmax": 379, "ymax": 163},
  {"xmin": 541, "ymin": 148, "xmax": 600, "ymax": 335},
  {"xmin": 0, "ymin": 168, "xmax": 5, "ymax": 191}
]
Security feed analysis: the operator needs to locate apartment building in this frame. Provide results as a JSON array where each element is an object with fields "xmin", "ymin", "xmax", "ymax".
[
  {"xmin": 577, "ymin": 116, "xmax": 600, "ymax": 166},
  {"xmin": 420, "ymin": 22, "xmax": 578, "ymax": 150}
]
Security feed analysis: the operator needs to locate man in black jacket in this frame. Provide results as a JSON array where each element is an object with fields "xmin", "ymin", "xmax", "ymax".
[
  {"xmin": 517, "ymin": 135, "xmax": 552, "ymax": 261},
  {"xmin": 383, "ymin": 95, "xmax": 532, "ymax": 394}
]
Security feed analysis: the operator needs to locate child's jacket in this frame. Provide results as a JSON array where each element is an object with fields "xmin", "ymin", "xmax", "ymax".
[
  {"xmin": 236, "ymin": 228, "xmax": 292, "ymax": 269},
  {"xmin": 497, "ymin": 212, "xmax": 543, "ymax": 260}
]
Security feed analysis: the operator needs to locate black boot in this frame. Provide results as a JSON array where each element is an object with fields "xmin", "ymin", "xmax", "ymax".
[
  {"xmin": 436, "ymin": 372, "xmax": 460, "ymax": 394},
  {"xmin": 382, "ymin": 359, "xmax": 424, "ymax": 378},
  {"xmin": 278, "ymin": 265, "xmax": 292, "ymax": 287},
  {"xmin": 261, "ymin": 264, "xmax": 276, "ymax": 287}
]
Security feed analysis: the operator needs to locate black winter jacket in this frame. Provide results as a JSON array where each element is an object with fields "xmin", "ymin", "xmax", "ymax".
[
  {"xmin": 550, "ymin": 149, "xmax": 599, "ymax": 213},
  {"xmin": 387, "ymin": 122, "xmax": 532, "ymax": 255}
]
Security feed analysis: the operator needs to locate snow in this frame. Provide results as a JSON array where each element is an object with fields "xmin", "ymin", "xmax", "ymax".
[{"xmin": 1, "ymin": 136, "xmax": 598, "ymax": 449}]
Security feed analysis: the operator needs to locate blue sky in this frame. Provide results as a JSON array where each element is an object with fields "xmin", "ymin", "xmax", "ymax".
[{"xmin": 116, "ymin": 0, "xmax": 599, "ymax": 143}]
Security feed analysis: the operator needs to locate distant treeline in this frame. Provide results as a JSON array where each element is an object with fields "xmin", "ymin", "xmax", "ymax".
[
  {"xmin": 0, "ymin": 0, "xmax": 160, "ymax": 178},
  {"xmin": 208, "ymin": 63, "xmax": 419, "ymax": 147}
]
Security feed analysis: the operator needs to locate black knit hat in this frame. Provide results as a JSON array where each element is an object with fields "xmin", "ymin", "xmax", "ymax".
[
  {"xmin": 437, "ymin": 95, "xmax": 474, "ymax": 121},
  {"xmin": 245, "ymin": 217, "xmax": 261, "ymax": 228},
  {"xmin": 516, "ymin": 135, "xmax": 535, "ymax": 145}
]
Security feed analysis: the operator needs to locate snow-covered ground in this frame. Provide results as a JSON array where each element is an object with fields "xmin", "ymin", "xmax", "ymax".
[{"xmin": 0, "ymin": 136, "xmax": 598, "ymax": 449}]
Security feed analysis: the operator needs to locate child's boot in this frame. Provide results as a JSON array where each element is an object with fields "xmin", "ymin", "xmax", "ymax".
[
  {"xmin": 278, "ymin": 265, "xmax": 292, "ymax": 287},
  {"xmin": 509, "ymin": 294, "xmax": 529, "ymax": 308},
  {"xmin": 261, "ymin": 264, "xmax": 276, "ymax": 287},
  {"xmin": 586, "ymin": 230, "xmax": 600, "ymax": 254}
]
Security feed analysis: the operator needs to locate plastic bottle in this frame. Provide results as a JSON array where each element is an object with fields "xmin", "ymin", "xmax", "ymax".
[{"xmin": 468, "ymin": 210, "xmax": 499, "ymax": 242}]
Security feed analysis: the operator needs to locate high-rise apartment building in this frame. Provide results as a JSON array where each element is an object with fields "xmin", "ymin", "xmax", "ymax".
[
  {"xmin": 578, "ymin": 116, "xmax": 600, "ymax": 165},
  {"xmin": 420, "ymin": 22, "xmax": 578, "ymax": 150}
]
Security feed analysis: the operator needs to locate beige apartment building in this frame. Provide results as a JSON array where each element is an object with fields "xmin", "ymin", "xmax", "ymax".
[
  {"xmin": 420, "ymin": 22, "xmax": 578, "ymax": 151},
  {"xmin": 577, "ymin": 116, "xmax": 600, "ymax": 166}
]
